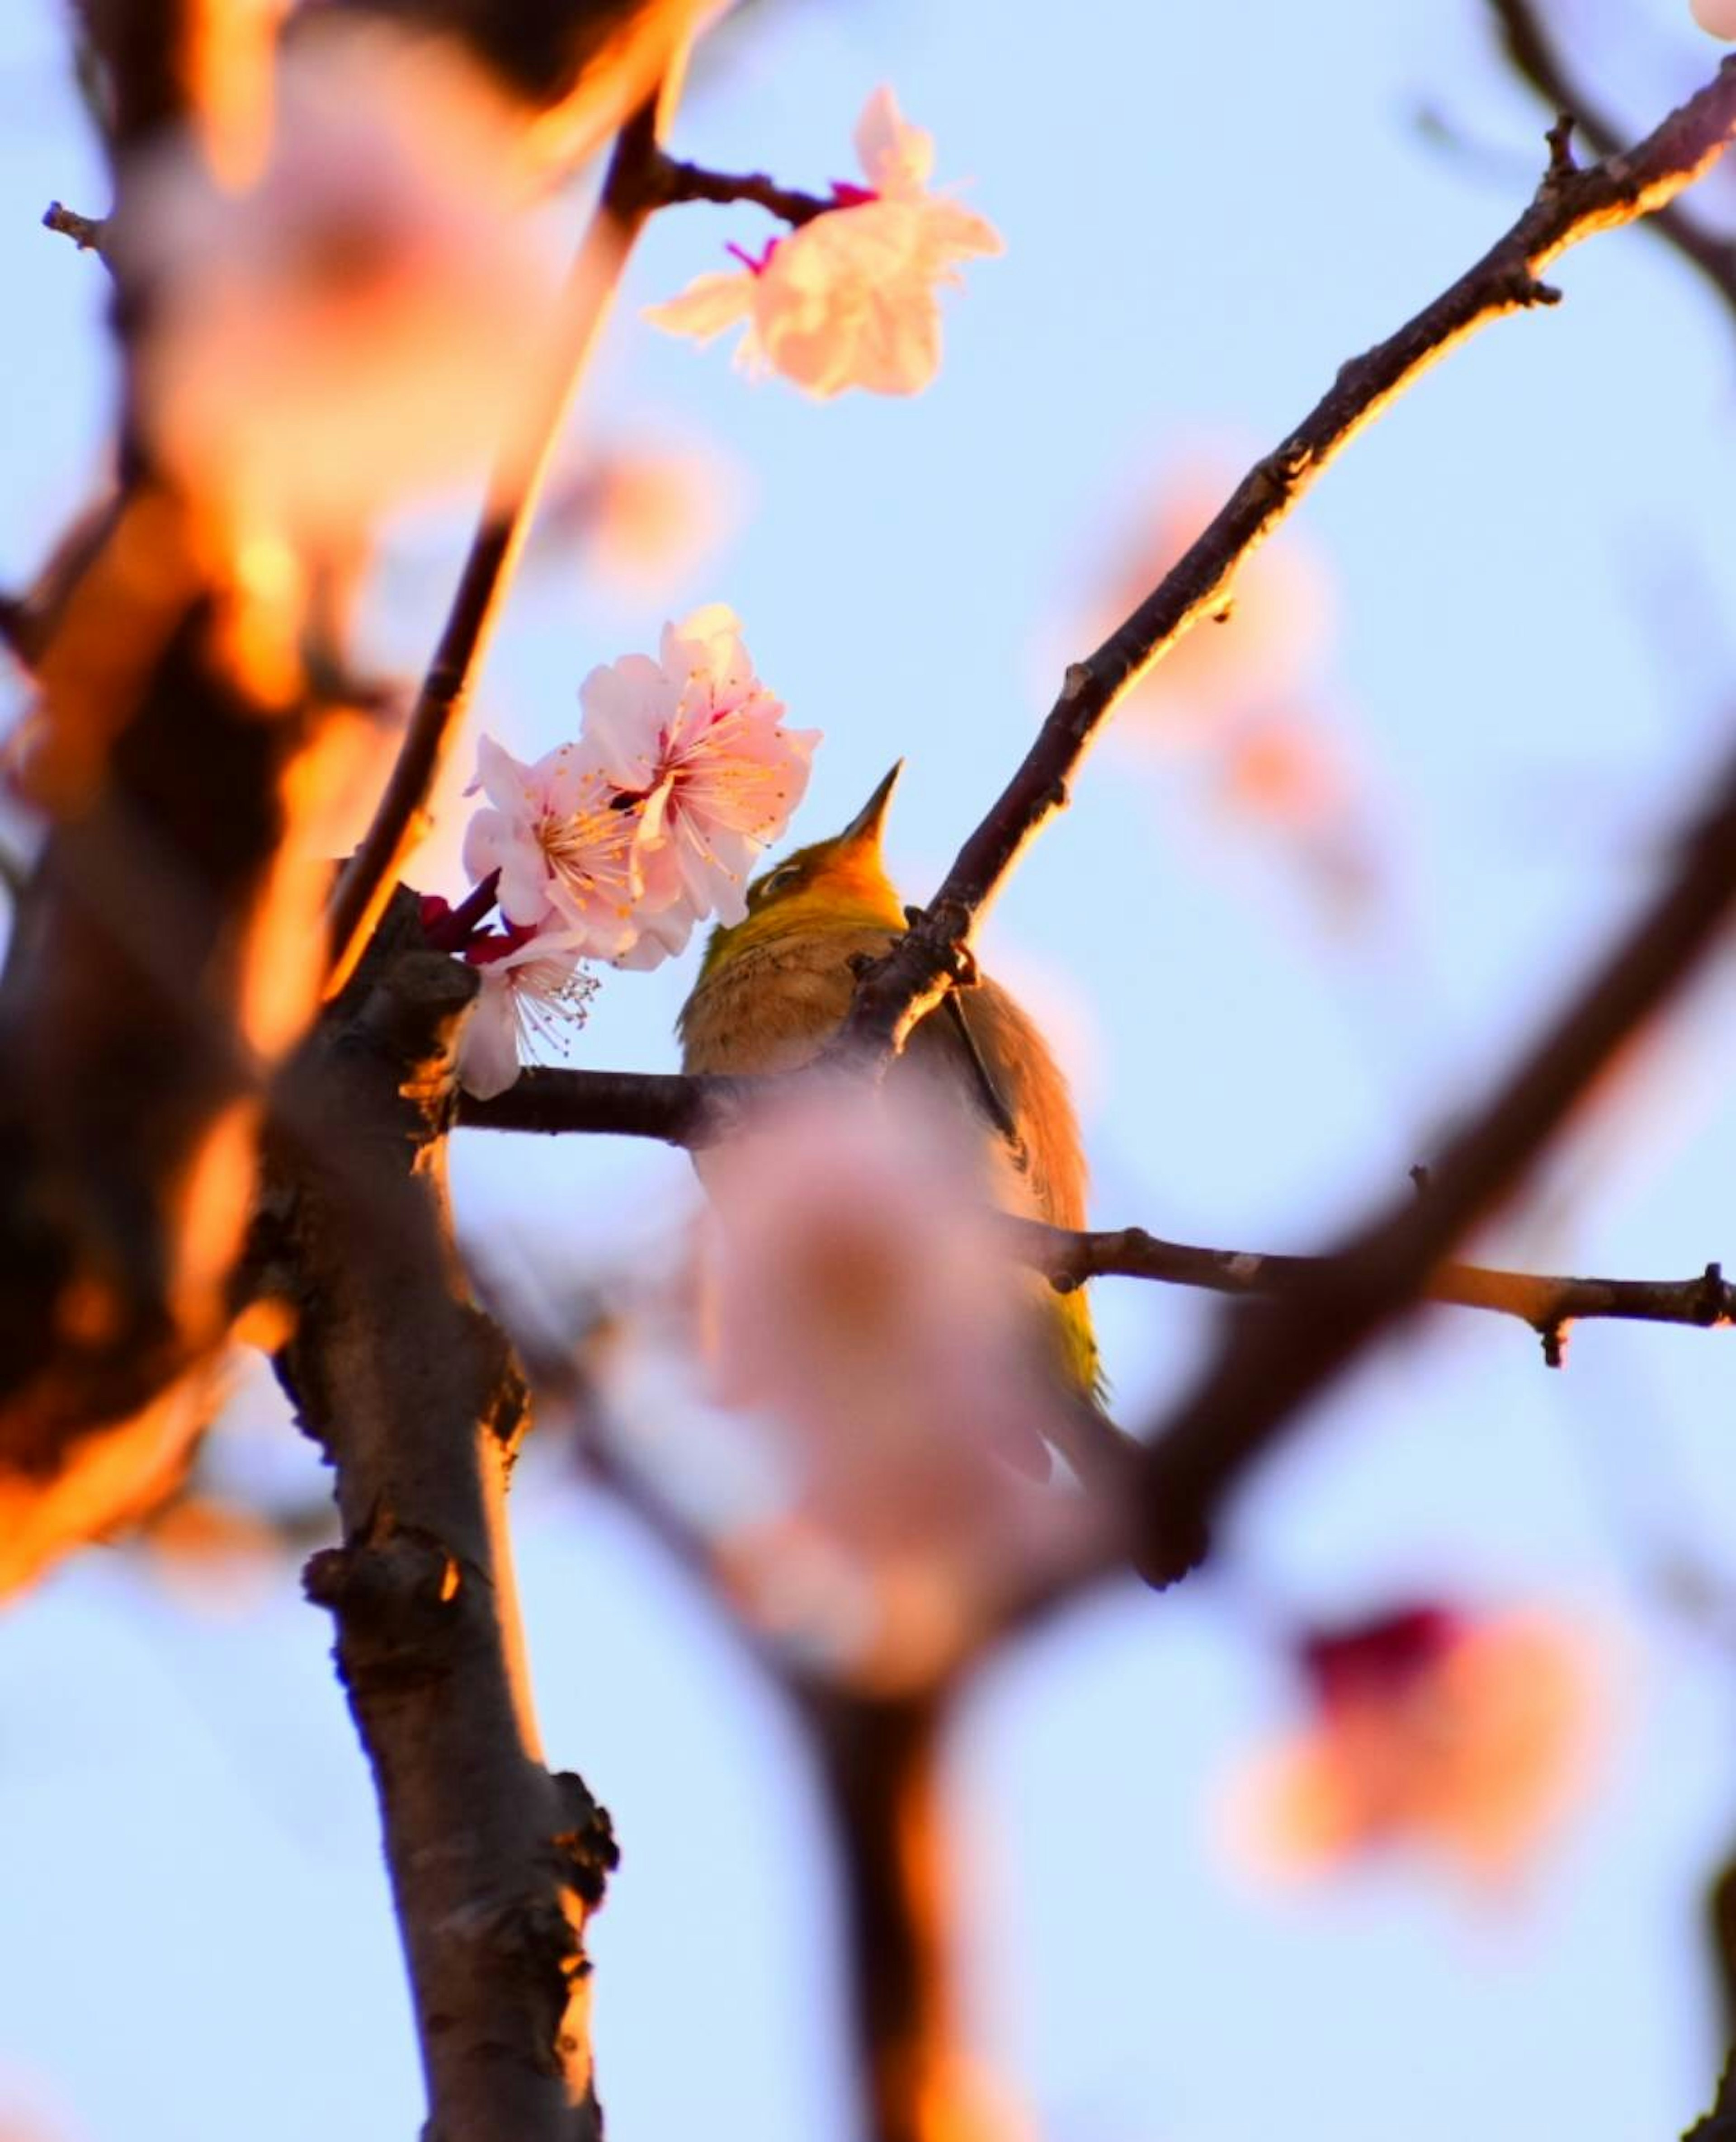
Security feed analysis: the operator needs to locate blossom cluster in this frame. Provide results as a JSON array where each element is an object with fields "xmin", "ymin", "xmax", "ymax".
[
  {"xmin": 647, "ymin": 88, "xmax": 1002, "ymax": 398},
  {"xmin": 447, "ymin": 605, "xmax": 817, "ymax": 1098}
]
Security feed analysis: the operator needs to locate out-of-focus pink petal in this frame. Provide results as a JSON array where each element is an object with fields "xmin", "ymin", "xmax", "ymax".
[
  {"xmin": 644, "ymin": 269, "xmax": 756, "ymax": 342},
  {"xmin": 116, "ymin": 20, "xmax": 554, "ymax": 543},
  {"xmin": 702, "ymin": 1087, "xmax": 1104, "ymax": 1689},
  {"xmin": 650, "ymin": 94, "xmax": 996, "ymax": 399},
  {"xmin": 853, "ymin": 85, "xmax": 934, "ymax": 197},
  {"xmin": 1226, "ymin": 1605, "xmax": 1603, "ymax": 1888}
]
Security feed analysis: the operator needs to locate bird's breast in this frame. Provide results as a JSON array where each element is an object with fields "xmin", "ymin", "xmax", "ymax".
[{"xmin": 679, "ymin": 928, "xmax": 895, "ymax": 1077}]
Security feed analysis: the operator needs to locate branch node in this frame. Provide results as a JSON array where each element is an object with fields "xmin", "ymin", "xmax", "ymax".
[
  {"xmin": 1545, "ymin": 112, "xmax": 1578, "ymax": 181},
  {"xmin": 1695, "ymin": 1259, "xmax": 1730, "ymax": 1326},
  {"xmin": 1539, "ymin": 1320, "xmax": 1568, "ymax": 1370},
  {"xmin": 42, "ymin": 200, "xmax": 106, "ymax": 253},
  {"xmin": 550, "ymin": 1770, "xmax": 621, "ymax": 1908}
]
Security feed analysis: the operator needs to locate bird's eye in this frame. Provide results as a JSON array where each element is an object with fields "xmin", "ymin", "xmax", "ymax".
[{"xmin": 753, "ymin": 862, "xmax": 802, "ymax": 905}]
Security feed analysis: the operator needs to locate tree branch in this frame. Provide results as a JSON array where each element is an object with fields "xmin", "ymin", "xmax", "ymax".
[
  {"xmin": 1129, "ymin": 727, "xmax": 1736, "ymax": 1585},
  {"xmin": 1486, "ymin": 0, "xmax": 1736, "ymax": 320},
  {"xmin": 820, "ymin": 57, "xmax": 1736, "ymax": 1068},
  {"xmin": 646, "ymin": 148, "xmax": 834, "ymax": 225},
  {"xmin": 326, "ymin": 79, "xmax": 686, "ymax": 992},
  {"xmin": 454, "ymin": 1066, "xmax": 1736, "ymax": 1350},
  {"xmin": 270, "ymin": 898, "xmax": 617, "ymax": 2142}
]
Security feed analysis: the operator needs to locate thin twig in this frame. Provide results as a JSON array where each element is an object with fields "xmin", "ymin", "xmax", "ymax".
[
  {"xmin": 456, "ymin": 1066, "xmax": 1736, "ymax": 1348},
  {"xmin": 819, "ymin": 57, "xmax": 1736, "ymax": 1068},
  {"xmin": 646, "ymin": 148, "xmax": 834, "ymax": 225},
  {"xmin": 325, "ymin": 86, "xmax": 681, "ymax": 993},
  {"xmin": 42, "ymin": 200, "xmax": 106, "ymax": 254},
  {"xmin": 1002, "ymin": 1219, "xmax": 1736, "ymax": 1349},
  {"xmin": 1487, "ymin": 0, "xmax": 1736, "ymax": 317}
]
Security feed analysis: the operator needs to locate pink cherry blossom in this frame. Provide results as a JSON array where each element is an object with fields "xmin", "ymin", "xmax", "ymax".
[
  {"xmin": 113, "ymin": 20, "xmax": 551, "ymax": 540},
  {"xmin": 703, "ymin": 1087, "xmax": 1106, "ymax": 1689},
  {"xmin": 461, "ymin": 735, "xmax": 662, "ymax": 958},
  {"xmin": 1692, "ymin": 0, "xmax": 1736, "ymax": 35},
  {"xmin": 579, "ymin": 604, "xmax": 818, "ymax": 927},
  {"xmin": 1227, "ymin": 1604, "xmax": 1601, "ymax": 1887},
  {"xmin": 645, "ymin": 87, "xmax": 1001, "ymax": 399},
  {"xmin": 455, "ymin": 926, "xmax": 598, "ymax": 1101}
]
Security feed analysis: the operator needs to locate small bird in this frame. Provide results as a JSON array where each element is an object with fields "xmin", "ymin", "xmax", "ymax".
[{"xmin": 678, "ymin": 763, "xmax": 1118, "ymax": 1481}]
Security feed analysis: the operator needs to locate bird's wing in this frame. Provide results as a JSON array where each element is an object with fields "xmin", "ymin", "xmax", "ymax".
[{"xmin": 905, "ymin": 977, "xmax": 1089, "ymax": 1232}]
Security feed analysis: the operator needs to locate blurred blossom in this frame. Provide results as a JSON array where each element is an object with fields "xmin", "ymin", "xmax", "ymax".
[
  {"xmin": 530, "ymin": 435, "xmax": 745, "ymax": 595},
  {"xmin": 703, "ymin": 1087, "xmax": 1107, "ymax": 1690},
  {"xmin": 1092, "ymin": 459, "xmax": 1337, "ymax": 731},
  {"xmin": 136, "ymin": 1491, "xmax": 284, "ymax": 1615},
  {"xmin": 1207, "ymin": 705, "xmax": 1381, "ymax": 926},
  {"xmin": 1069, "ymin": 455, "xmax": 1385, "ymax": 925},
  {"xmin": 646, "ymin": 87, "xmax": 1002, "ymax": 397},
  {"xmin": 115, "ymin": 21, "xmax": 552, "ymax": 542},
  {"xmin": 455, "ymin": 925, "xmax": 598, "ymax": 1101},
  {"xmin": 1692, "ymin": 0, "xmax": 1736, "ymax": 35},
  {"xmin": 1228, "ymin": 1604, "xmax": 1601, "ymax": 1886}
]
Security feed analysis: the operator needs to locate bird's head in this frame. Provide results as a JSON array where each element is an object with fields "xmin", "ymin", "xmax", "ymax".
[{"xmin": 694, "ymin": 762, "xmax": 907, "ymax": 978}]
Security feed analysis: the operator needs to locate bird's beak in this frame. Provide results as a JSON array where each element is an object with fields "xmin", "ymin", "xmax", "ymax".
[{"xmin": 838, "ymin": 761, "xmax": 903, "ymax": 853}]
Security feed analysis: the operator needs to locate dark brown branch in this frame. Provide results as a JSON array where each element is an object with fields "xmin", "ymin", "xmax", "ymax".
[
  {"xmin": 455, "ymin": 1067, "xmax": 1736, "ymax": 1348},
  {"xmin": 1004, "ymin": 1220, "xmax": 1736, "ymax": 1347},
  {"xmin": 646, "ymin": 148, "xmax": 834, "ymax": 226},
  {"xmin": 1487, "ymin": 0, "xmax": 1736, "ymax": 319},
  {"xmin": 271, "ymin": 901, "xmax": 615, "ymax": 2142},
  {"xmin": 822, "ymin": 57, "xmax": 1736, "ymax": 1068},
  {"xmin": 458, "ymin": 1063, "xmax": 756, "ymax": 1143},
  {"xmin": 42, "ymin": 200, "xmax": 107, "ymax": 254},
  {"xmin": 1131, "ymin": 732, "xmax": 1736, "ymax": 1586},
  {"xmin": 326, "ymin": 84, "xmax": 682, "ymax": 992}
]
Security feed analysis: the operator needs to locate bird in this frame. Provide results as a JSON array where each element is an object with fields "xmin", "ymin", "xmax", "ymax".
[{"xmin": 678, "ymin": 762, "xmax": 1121, "ymax": 1483}]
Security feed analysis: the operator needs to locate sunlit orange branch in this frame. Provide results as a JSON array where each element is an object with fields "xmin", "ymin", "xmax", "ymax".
[
  {"xmin": 1487, "ymin": 0, "xmax": 1736, "ymax": 321},
  {"xmin": 822, "ymin": 57, "xmax": 1736, "ymax": 1068}
]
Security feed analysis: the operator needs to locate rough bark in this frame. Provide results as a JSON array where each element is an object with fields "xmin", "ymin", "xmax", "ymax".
[{"xmin": 270, "ymin": 898, "xmax": 617, "ymax": 2142}]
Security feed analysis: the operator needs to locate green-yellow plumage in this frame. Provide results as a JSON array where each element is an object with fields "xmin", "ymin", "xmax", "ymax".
[{"xmin": 678, "ymin": 764, "xmax": 1111, "ymax": 1474}]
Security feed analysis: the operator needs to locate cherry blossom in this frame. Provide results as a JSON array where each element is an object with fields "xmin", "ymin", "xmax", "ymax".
[
  {"xmin": 702, "ymin": 1087, "xmax": 1106, "ymax": 1689},
  {"xmin": 461, "ymin": 735, "xmax": 661, "ymax": 958},
  {"xmin": 1691, "ymin": 0, "xmax": 1736, "ymax": 35},
  {"xmin": 645, "ymin": 87, "xmax": 1002, "ymax": 398},
  {"xmin": 580, "ymin": 604, "xmax": 818, "ymax": 926},
  {"xmin": 113, "ymin": 20, "xmax": 551, "ymax": 540},
  {"xmin": 1228, "ymin": 1604, "xmax": 1600, "ymax": 1886},
  {"xmin": 455, "ymin": 926, "xmax": 598, "ymax": 1101}
]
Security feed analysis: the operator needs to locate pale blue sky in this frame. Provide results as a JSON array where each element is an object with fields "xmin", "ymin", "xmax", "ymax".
[{"xmin": 5, "ymin": 3, "xmax": 1736, "ymax": 2138}]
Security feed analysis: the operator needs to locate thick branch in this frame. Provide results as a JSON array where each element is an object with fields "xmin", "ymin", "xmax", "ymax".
[
  {"xmin": 804, "ymin": 1689, "xmax": 990, "ymax": 2142},
  {"xmin": 1131, "ymin": 732, "xmax": 1736, "ymax": 1584},
  {"xmin": 270, "ymin": 901, "xmax": 615, "ymax": 2142},
  {"xmin": 1487, "ymin": 0, "xmax": 1736, "ymax": 319},
  {"xmin": 823, "ymin": 57, "xmax": 1736, "ymax": 1066},
  {"xmin": 326, "ymin": 83, "xmax": 683, "ymax": 991}
]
